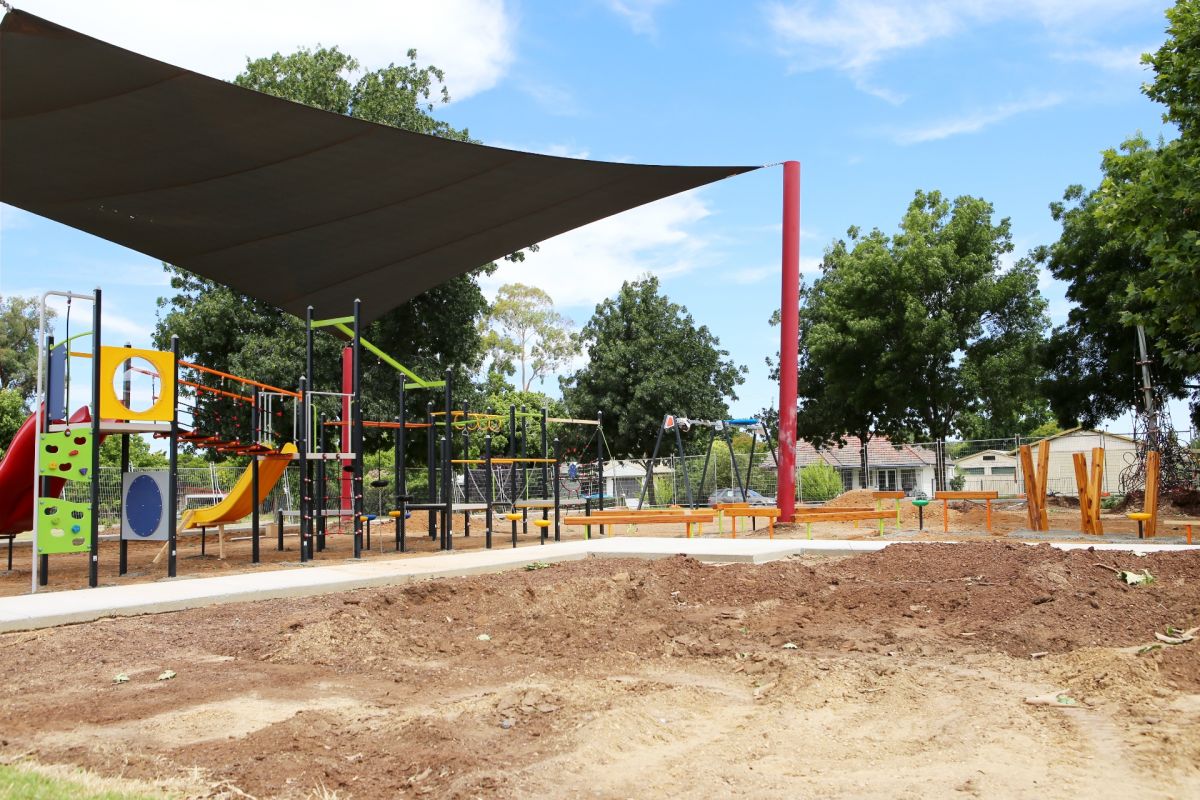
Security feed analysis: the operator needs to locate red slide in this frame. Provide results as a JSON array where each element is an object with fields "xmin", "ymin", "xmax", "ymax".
[{"xmin": 0, "ymin": 406, "xmax": 91, "ymax": 537}]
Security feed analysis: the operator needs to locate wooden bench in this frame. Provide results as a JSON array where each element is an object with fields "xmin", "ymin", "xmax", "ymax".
[
  {"xmin": 933, "ymin": 490, "xmax": 999, "ymax": 533},
  {"xmin": 792, "ymin": 509, "xmax": 895, "ymax": 539},
  {"xmin": 562, "ymin": 512, "xmax": 714, "ymax": 538},
  {"xmin": 721, "ymin": 506, "xmax": 780, "ymax": 539},
  {"xmin": 872, "ymin": 491, "xmax": 906, "ymax": 528}
]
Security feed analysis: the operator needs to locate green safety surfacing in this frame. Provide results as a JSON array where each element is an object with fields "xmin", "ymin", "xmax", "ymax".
[
  {"xmin": 36, "ymin": 498, "xmax": 91, "ymax": 555},
  {"xmin": 38, "ymin": 428, "xmax": 93, "ymax": 482}
]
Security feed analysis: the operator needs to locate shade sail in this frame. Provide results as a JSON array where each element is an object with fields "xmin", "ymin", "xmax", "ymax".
[{"xmin": 0, "ymin": 10, "xmax": 757, "ymax": 323}]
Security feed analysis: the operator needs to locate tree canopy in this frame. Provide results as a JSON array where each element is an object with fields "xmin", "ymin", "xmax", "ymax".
[
  {"xmin": 0, "ymin": 295, "xmax": 53, "ymax": 402},
  {"xmin": 154, "ymin": 46, "xmax": 495, "ymax": 453},
  {"xmin": 561, "ymin": 275, "xmax": 745, "ymax": 456},
  {"xmin": 1037, "ymin": 1, "xmax": 1199, "ymax": 426},
  {"xmin": 786, "ymin": 191, "xmax": 1046, "ymax": 485},
  {"xmin": 480, "ymin": 283, "xmax": 579, "ymax": 391}
]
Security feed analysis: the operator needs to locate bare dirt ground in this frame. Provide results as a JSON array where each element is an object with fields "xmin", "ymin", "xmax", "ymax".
[
  {"xmin": 0, "ymin": 542, "xmax": 1197, "ymax": 799},
  {"xmin": 1, "ymin": 490, "xmax": 1191, "ymax": 597}
]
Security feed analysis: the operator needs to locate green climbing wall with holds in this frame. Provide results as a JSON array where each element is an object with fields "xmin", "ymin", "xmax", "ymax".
[
  {"xmin": 37, "ymin": 428, "xmax": 93, "ymax": 482},
  {"xmin": 36, "ymin": 499, "xmax": 92, "ymax": 555}
]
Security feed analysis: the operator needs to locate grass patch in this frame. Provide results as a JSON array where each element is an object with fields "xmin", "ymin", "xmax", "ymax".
[{"xmin": 0, "ymin": 763, "xmax": 180, "ymax": 799}]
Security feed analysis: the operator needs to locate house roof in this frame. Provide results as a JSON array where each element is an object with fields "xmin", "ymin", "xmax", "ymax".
[
  {"xmin": 1006, "ymin": 428, "xmax": 1137, "ymax": 454},
  {"xmin": 0, "ymin": 10, "xmax": 755, "ymax": 324},
  {"xmin": 795, "ymin": 435, "xmax": 939, "ymax": 470}
]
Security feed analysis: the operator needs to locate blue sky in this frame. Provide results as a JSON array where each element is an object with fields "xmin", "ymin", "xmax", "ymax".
[{"xmin": 0, "ymin": 0, "xmax": 1183, "ymax": 433}]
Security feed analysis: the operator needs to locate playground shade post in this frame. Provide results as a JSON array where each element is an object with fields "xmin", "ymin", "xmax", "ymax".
[{"xmin": 777, "ymin": 161, "xmax": 800, "ymax": 522}]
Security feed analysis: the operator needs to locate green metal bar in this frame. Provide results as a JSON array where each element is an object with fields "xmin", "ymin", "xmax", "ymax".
[
  {"xmin": 51, "ymin": 330, "xmax": 93, "ymax": 350},
  {"xmin": 311, "ymin": 316, "xmax": 355, "ymax": 328},
  {"xmin": 331, "ymin": 322, "xmax": 437, "ymax": 388}
]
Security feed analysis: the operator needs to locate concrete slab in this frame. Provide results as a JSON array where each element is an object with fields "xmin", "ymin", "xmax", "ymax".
[{"xmin": 0, "ymin": 536, "xmax": 1195, "ymax": 634}]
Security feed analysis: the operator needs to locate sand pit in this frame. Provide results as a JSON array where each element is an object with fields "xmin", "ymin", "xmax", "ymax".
[{"xmin": 0, "ymin": 542, "xmax": 1197, "ymax": 798}]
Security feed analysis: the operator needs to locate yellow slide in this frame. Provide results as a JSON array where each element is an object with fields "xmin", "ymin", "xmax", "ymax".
[{"xmin": 181, "ymin": 443, "xmax": 297, "ymax": 530}]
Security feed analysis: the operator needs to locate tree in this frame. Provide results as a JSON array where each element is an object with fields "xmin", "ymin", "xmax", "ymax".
[
  {"xmin": 99, "ymin": 435, "xmax": 169, "ymax": 469},
  {"xmin": 1036, "ymin": 181, "xmax": 1195, "ymax": 427},
  {"xmin": 783, "ymin": 191, "xmax": 1047, "ymax": 489},
  {"xmin": 156, "ymin": 46, "xmax": 501, "ymax": 451},
  {"xmin": 561, "ymin": 275, "xmax": 745, "ymax": 456},
  {"xmin": 0, "ymin": 388, "xmax": 26, "ymax": 454},
  {"xmin": 481, "ymin": 284, "xmax": 579, "ymax": 391},
  {"xmin": 799, "ymin": 462, "xmax": 842, "ymax": 502},
  {"xmin": 794, "ymin": 229, "xmax": 895, "ymax": 487},
  {"xmin": 1038, "ymin": 1, "xmax": 1200, "ymax": 425},
  {"xmin": 0, "ymin": 295, "xmax": 53, "ymax": 402}
]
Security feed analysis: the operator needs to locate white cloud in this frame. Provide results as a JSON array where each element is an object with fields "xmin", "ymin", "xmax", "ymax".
[
  {"xmin": 892, "ymin": 93, "xmax": 1063, "ymax": 144},
  {"xmin": 606, "ymin": 0, "xmax": 673, "ymax": 36},
  {"xmin": 764, "ymin": 1, "xmax": 1158, "ymax": 99},
  {"xmin": 481, "ymin": 190, "xmax": 715, "ymax": 309},
  {"xmin": 11, "ymin": 0, "xmax": 516, "ymax": 101}
]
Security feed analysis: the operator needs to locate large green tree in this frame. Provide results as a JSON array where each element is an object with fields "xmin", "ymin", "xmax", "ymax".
[
  {"xmin": 1038, "ymin": 1, "xmax": 1200, "ymax": 425},
  {"xmin": 561, "ymin": 275, "xmax": 745, "ymax": 456},
  {"xmin": 0, "ymin": 295, "xmax": 53, "ymax": 402},
  {"xmin": 787, "ymin": 191, "xmax": 1047, "ymax": 487},
  {"xmin": 480, "ymin": 283, "xmax": 579, "ymax": 391},
  {"xmin": 155, "ymin": 46, "xmax": 500, "ymax": 451}
]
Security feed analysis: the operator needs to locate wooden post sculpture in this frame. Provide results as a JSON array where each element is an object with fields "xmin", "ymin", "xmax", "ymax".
[
  {"xmin": 1019, "ymin": 441, "xmax": 1051, "ymax": 531},
  {"xmin": 1071, "ymin": 447, "xmax": 1104, "ymax": 535},
  {"xmin": 1145, "ymin": 450, "xmax": 1160, "ymax": 538}
]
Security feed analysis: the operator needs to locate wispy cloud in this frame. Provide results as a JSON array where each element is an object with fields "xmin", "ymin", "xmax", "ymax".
[
  {"xmin": 605, "ymin": 0, "xmax": 673, "ymax": 36},
  {"xmin": 519, "ymin": 79, "xmax": 583, "ymax": 116},
  {"xmin": 764, "ymin": 1, "xmax": 1158, "ymax": 100},
  {"xmin": 892, "ymin": 93, "xmax": 1063, "ymax": 144},
  {"xmin": 482, "ymin": 189, "xmax": 716, "ymax": 309},
  {"xmin": 13, "ymin": 0, "xmax": 517, "ymax": 101}
]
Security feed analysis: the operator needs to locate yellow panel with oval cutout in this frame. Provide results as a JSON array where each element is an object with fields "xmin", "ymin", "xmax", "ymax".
[{"xmin": 98, "ymin": 346, "xmax": 176, "ymax": 421}]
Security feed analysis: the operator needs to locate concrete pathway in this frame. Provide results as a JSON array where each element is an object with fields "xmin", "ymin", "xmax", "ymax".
[{"xmin": 1, "ymin": 536, "xmax": 1195, "ymax": 634}]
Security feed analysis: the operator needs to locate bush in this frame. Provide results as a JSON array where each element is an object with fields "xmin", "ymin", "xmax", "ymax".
[
  {"xmin": 799, "ymin": 463, "xmax": 842, "ymax": 502},
  {"xmin": 950, "ymin": 470, "xmax": 966, "ymax": 491}
]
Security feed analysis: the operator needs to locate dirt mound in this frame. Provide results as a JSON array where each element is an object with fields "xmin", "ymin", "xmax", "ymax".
[
  {"xmin": 2, "ymin": 542, "xmax": 1198, "ymax": 799},
  {"xmin": 823, "ymin": 488, "xmax": 879, "ymax": 508}
]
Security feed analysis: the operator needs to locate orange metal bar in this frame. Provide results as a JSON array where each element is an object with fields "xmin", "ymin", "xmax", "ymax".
[
  {"xmin": 180, "ymin": 379, "xmax": 253, "ymax": 403},
  {"xmin": 179, "ymin": 360, "xmax": 300, "ymax": 398}
]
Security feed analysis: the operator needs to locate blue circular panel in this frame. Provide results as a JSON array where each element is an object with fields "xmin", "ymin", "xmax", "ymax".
[{"xmin": 127, "ymin": 475, "xmax": 163, "ymax": 537}]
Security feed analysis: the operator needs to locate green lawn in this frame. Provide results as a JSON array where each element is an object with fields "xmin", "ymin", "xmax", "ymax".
[{"xmin": 0, "ymin": 764, "xmax": 171, "ymax": 800}]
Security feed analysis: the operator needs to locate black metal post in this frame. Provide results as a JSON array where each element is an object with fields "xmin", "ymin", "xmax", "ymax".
[
  {"xmin": 298, "ymin": 374, "xmax": 309, "ymax": 563},
  {"xmin": 484, "ymin": 434, "xmax": 493, "ymax": 549},
  {"xmin": 397, "ymin": 379, "xmax": 407, "ymax": 552},
  {"xmin": 251, "ymin": 388, "xmax": 261, "ymax": 564},
  {"xmin": 118, "ymin": 343, "xmax": 132, "ymax": 576},
  {"xmin": 540, "ymin": 408, "xmax": 549, "ymax": 500},
  {"xmin": 722, "ymin": 425, "xmax": 746, "ymax": 503},
  {"xmin": 167, "ymin": 333, "xmax": 179, "ymax": 579},
  {"xmin": 553, "ymin": 437, "xmax": 561, "ymax": 542},
  {"xmin": 88, "ymin": 291, "xmax": 103, "ymax": 587},
  {"xmin": 675, "ymin": 423, "xmax": 695, "ymax": 508},
  {"xmin": 276, "ymin": 507, "xmax": 284, "ymax": 551},
  {"xmin": 317, "ymin": 412, "xmax": 327, "ymax": 552},
  {"xmin": 597, "ymin": 411, "xmax": 605, "ymax": 535},
  {"xmin": 638, "ymin": 416, "xmax": 668, "ymax": 510},
  {"xmin": 426, "ymin": 401, "xmax": 436, "ymax": 540},
  {"xmin": 352, "ymin": 300, "xmax": 364, "ymax": 559},
  {"xmin": 443, "ymin": 370, "xmax": 453, "ymax": 550},
  {"xmin": 697, "ymin": 428, "xmax": 717, "ymax": 504}
]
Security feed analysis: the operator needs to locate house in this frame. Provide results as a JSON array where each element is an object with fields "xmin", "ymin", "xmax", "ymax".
[
  {"xmin": 955, "ymin": 428, "xmax": 1139, "ymax": 496},
  {"xmin": 954, "ymin": 449, "xmax": 1020, "ymax": 494},
  {"xmin": 794, "ymin": 435, "xmax": 953, "ymax": 497}
]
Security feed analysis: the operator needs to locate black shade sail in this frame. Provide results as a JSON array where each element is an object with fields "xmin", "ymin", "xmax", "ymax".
[{"xmin": 0, "ymin": 10, "xmax": 757, "ymax": 322}]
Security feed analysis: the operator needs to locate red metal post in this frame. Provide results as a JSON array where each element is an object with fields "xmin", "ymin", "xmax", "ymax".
[
  {"xmin": 777, "ymin": 161, "xmax": 801, "ymax": 522},
  {"xmin": 341, "ymin": 345, "xmax": 353, "ymax": 514}
]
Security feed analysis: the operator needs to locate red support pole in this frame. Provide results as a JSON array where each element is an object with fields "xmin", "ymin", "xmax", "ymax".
[
  {"xmin": 777, "ymin": 161, "xmax": 801, "ymax": 523},
  {"xmin": 341, "ymin": 345, "xmax": 353, "ymax": 515}
]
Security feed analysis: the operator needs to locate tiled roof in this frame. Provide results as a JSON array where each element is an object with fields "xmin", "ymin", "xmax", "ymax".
[{"xmin": 795, "ymin": 435, "xmax": 938, "ymax": 469}]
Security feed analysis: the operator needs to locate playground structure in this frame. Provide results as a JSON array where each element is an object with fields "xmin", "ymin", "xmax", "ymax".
[{"xmin": 637, "ymin": 414, "xmax": 779, "ymax": 510}]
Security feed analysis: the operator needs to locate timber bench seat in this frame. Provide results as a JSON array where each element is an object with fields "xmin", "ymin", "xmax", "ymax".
[
  {"xmin": 562, "ymin": 512, "xmax": 714, "ymax": 538},
  {"xmin": 933, "ymin": 490, "xmax": 1000, "ymax": 533},
  {"xmin": 792, "ymin": 509, "xmax": 894, "ymax": 538},
  {"xmin": 721, "ymin": 506, "xmax": 781, "ymax": 539}
]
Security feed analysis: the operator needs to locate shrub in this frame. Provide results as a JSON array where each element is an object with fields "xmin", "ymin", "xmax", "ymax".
[{"xmin": 799, "ymin": 463, "xmax": 842, "ymax": 502}]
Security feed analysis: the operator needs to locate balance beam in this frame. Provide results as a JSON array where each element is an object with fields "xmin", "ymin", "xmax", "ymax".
[
  {"xmin": 562, "ymin": 513, "xmax": 714, "ymax": 538},
  {"xmin": 933, "ymin": 490, "xmax": 999, "ymax": 533},
  {"xmin": 792, "ymin": 509, "xmax": 894, "ymax": 539}
]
